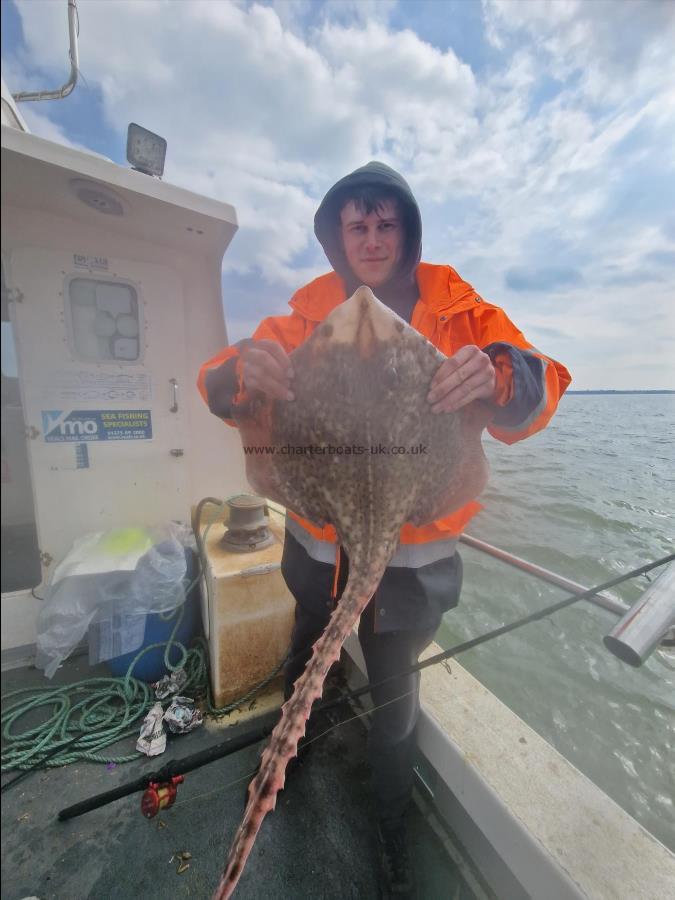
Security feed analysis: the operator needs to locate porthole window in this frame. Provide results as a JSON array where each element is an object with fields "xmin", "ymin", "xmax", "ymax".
[{"xmin": 67, "ymin": 278, "xmax": 141, "ymax": 362}]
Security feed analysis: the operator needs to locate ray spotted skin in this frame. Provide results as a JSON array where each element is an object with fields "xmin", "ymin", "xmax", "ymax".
[{"xmin": 214, "ymin": 287, "xmax": 489, "ymax": 898}]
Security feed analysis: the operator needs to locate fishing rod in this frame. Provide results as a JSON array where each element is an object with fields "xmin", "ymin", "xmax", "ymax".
[
  {"xmin": 1, "ymin": 734, "xmax": 89, "ymax": 796},
  {"xmin": 56, "ymin": 551, "xmax": 673, "ymax": 823}
]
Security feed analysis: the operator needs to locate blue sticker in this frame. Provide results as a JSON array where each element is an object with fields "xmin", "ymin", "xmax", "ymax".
[{"xmin": 42, "ymin": 410, "xmax": 152, "ymax": 442}]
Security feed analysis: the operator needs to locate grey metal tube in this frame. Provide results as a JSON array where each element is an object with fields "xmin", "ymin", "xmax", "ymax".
[
  {"xmin": 13, "ymin": 0, "xmax": 79, "ymax": 103},
  {"xmin": 603, "ymin": 561, "xmax": 675, "ymax": 666},
  {"xmin": 459, "ymin": 533, "xmax": 629, "ymax": 616}
]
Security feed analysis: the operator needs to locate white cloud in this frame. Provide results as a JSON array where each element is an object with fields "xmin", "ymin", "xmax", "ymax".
[
  {"xmin": 6, "ymin": 0, "xmax": 675, "ymax": 387},
  {"xmin": 252, "ymin": 0, "xmax": 398, "ymax": 35},
  {"xmin": 11, "ymin": 0, "xmax": 477, "ymax": 279}
]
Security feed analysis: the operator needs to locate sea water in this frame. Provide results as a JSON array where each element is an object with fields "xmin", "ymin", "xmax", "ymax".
[{"xmin": 437, "ymin": 393, "xmax": 675, "ymax": 852}]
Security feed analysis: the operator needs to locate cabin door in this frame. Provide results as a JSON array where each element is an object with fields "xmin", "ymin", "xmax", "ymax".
[{"xmin": 7, "ymin": 247, "xmax": 190, "ymax": 576}]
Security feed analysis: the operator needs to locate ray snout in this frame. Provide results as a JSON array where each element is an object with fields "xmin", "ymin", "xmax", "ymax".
[{"xmin": 323, "ymin": 286, "xmax": 407, "ymax": 357}]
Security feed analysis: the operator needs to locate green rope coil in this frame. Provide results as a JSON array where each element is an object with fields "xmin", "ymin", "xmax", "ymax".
[
  {"xmin": 1, "ymin": 603, "xmax": 193, "ymax": 771},
  {"xmin": 1, "ymin": 498, "xmax": 290, "ymax": 776}
]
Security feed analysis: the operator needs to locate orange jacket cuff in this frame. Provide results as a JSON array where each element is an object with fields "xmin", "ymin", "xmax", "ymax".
[{"xmin": 491, "ymin": 351, "xmax": 514, "ymax": 407}]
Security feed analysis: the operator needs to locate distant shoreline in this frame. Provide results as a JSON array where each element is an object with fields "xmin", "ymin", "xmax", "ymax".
[{"xmin": 565, "ymin": 390, "xmax": 674, "ymax": 395}]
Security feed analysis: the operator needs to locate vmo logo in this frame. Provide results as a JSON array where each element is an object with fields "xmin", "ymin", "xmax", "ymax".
[
  {"xmin": 61, "ymin": 418, "xmax": 98, "ymax": 436},
  {"xmin": 42, "ymin": 410, "xmax": 99, "ymax": 442}
]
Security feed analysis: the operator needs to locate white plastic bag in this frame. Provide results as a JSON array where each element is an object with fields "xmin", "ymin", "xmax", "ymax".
[{"xmin": 35, "ymin": 523, "xmax": 195, "ymax": 678}]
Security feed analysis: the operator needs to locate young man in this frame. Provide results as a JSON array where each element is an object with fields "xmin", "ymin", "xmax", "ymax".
[{"xmin": 199, "ymin": 161, "xmax": 571, "ymax": 897}]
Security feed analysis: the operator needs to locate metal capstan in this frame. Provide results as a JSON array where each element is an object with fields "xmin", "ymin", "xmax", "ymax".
[{"xmin": 221, "ymin": 494, "xmax": 274, "ymax": 553}]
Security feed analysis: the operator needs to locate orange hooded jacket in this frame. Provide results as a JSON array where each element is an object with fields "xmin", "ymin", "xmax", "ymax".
[{"xmin": 198, "ymin": 262, "xmax": 571, "ymax": 547}]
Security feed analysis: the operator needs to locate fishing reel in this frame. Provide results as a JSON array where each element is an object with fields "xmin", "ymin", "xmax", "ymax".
[{"xmin": 140, "ymin": 774, "xmax": 184, "ymax": 818}]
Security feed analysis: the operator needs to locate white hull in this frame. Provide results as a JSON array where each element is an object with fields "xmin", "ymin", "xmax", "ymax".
[{"xmin": 345, "ymin": 633, "xmax": 675, "ymax": 899}]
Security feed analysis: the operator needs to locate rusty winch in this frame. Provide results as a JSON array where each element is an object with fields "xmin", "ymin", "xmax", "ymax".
[{"xmin": 221, "ymin": 494, "xmax": 274, "ymax": 552}]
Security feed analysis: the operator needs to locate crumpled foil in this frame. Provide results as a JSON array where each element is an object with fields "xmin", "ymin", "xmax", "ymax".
[
  {"xmin": 152, "ymin": 668, "xmax": 188, "ymax": 700},
  {"xmin": 163, "ymin": 696, "xmax": 203, "ymax": 734},
  {"xmin": 136, "ymin": 702, "xmax": 167, "ymax": 756}
]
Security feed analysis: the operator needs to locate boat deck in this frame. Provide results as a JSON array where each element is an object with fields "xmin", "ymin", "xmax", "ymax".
[{"xmin": 1, "ymin": 655, "xmax": 482, "ymax": 899}]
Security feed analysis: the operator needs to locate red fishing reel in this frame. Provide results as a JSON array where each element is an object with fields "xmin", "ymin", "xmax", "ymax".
[{"xmin": 141, "ymin": 775, "xmax": 184, "ymax": 818}]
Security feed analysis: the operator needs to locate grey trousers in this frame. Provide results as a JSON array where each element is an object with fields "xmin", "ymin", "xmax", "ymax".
[{"xmin": 284, "ymin": 586, "xmax": 437, "ymax": 827}]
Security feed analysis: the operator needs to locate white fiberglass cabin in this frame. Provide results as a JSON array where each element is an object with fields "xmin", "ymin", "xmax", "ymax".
[
  {"xmin": 1, "ymin": 73, "xmax": 674, "ymax": 900},
  {"xmin": 1, "ymin": 78, "xmax": 246, "ymax": 653}
]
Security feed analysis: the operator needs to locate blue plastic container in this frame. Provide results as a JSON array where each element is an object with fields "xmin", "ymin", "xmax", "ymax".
[{"xmin": 106, "ymin": 549, "xmax": 202, "ymax": 683}]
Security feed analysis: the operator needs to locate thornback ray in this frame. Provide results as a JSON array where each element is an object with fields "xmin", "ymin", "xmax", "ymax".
[{"xmin": 213, "ymin": 285, "xmax": 491, "ymax": 898}]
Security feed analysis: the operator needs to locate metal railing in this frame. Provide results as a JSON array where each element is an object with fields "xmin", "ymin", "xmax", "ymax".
[
  {"xmin": 13, "ymin": 0, "xmax": 80, "ymax": 103},
  {"xmin": 460, "ymin": 533, "xmax": 675, "ymax": 666},
  {"xmin": 459, "ymin": 533, "xmax": 629, "ymax": 615}
]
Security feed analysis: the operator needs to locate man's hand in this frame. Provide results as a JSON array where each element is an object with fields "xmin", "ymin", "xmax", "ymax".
[
  {"xmin": 241, "ymin": 340, "xmax": 295, "ymax": 402},
  {"xmin": 427, "ymin": 345, "xmax": 496, "ymax": 413}
]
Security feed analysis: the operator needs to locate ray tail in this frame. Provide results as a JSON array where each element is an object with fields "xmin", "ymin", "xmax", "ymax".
[{"xmin": 212, "ymin": 563, "xmax": 383, "ymax": 899}]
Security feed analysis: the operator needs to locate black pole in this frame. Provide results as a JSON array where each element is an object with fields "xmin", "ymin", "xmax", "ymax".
[
  {"xmin": 58, "ymin": 709, "xmax": 280, "ymax": 821},
  {"xmin": 57, "ymin": 552, "xmax": 673, "ymax": 822},
  {"xmin": 2, "ymin": 734, "xmax": 87, "ymax": 795}
]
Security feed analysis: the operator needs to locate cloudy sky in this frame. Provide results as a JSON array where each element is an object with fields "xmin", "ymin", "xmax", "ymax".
[{"xmin": 2, "ymin": 0, "xmax": 674, "ymax": 389}]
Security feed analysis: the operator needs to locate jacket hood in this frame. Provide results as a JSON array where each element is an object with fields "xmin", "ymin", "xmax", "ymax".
[{"xmin": 313, "ymin": 161, "xmax": 422, "ymax": 305}]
